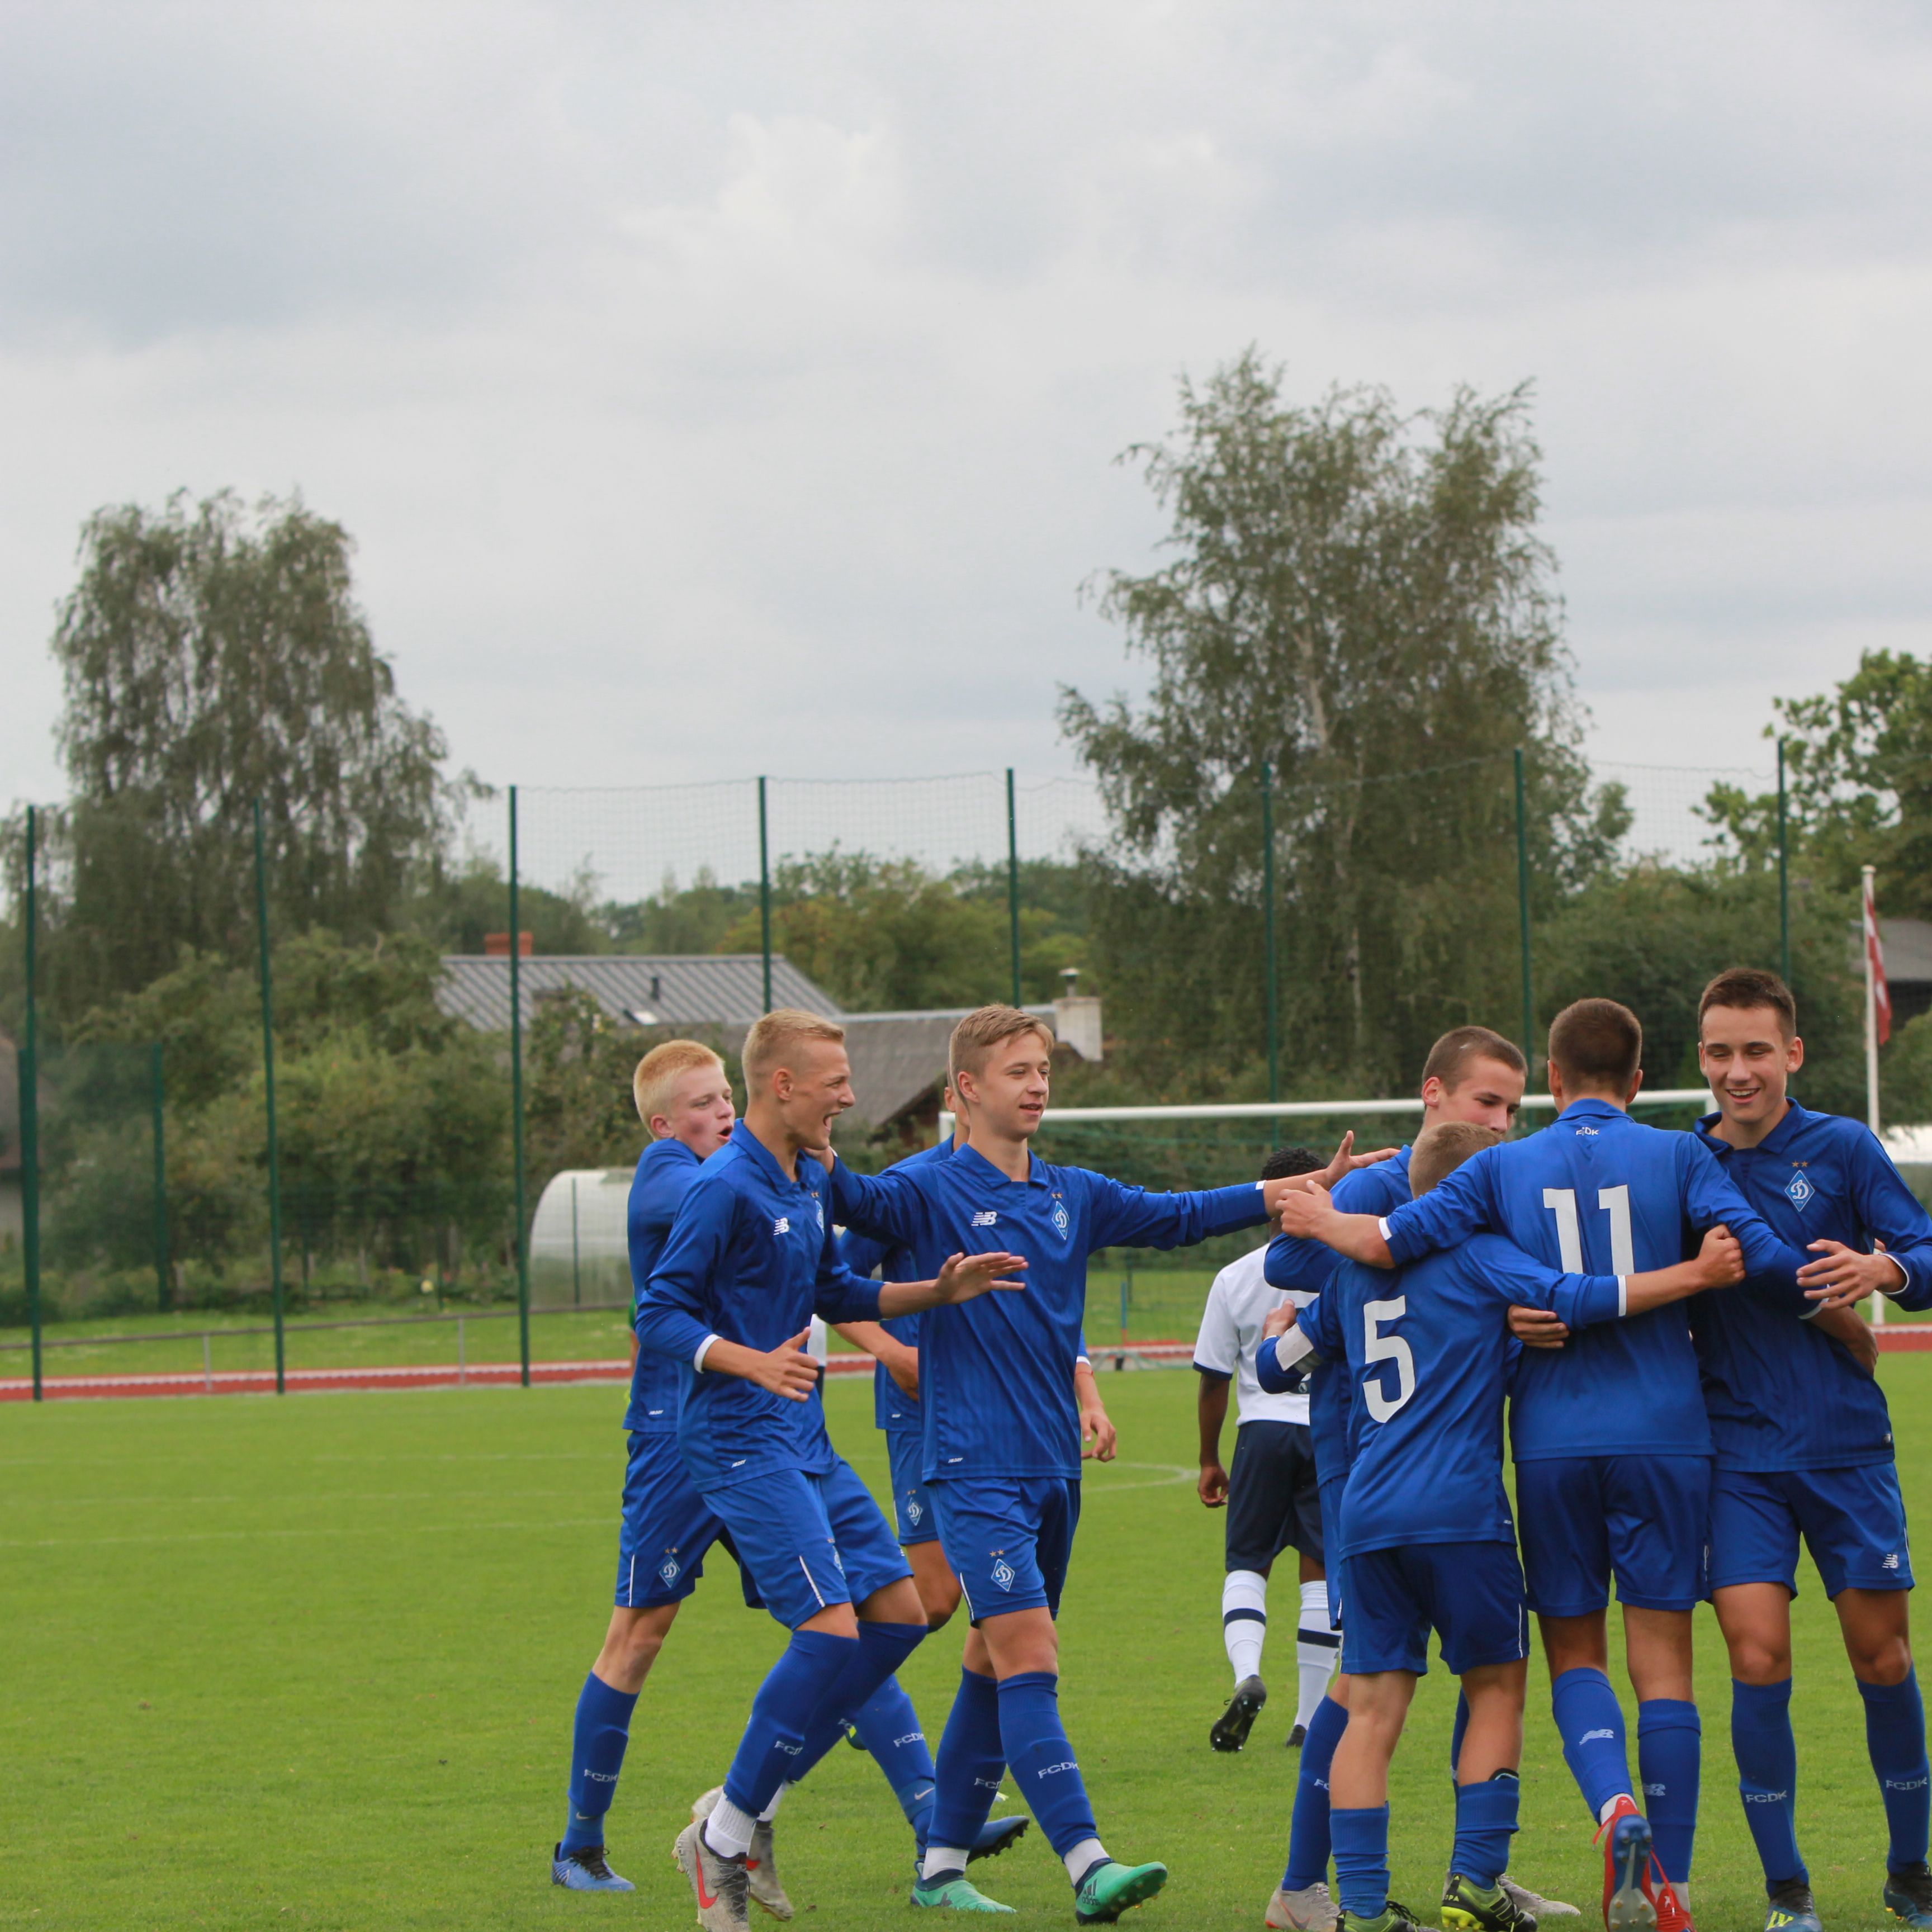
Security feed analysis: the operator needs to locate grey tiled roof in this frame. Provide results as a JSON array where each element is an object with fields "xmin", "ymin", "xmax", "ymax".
[{"xmin": 437, "ymin": 954, "xmax": 844, "ymax": 1035}]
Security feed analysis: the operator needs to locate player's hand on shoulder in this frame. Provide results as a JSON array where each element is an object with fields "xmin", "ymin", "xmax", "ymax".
[
  {"xmin": 1197, "ymin": 1459, "xmax": 1228, "ymax": 1505},
  {"xmin": 1507, "ymin": 1304, "xmax": 1569, "ymax": 1349},
  {"xmin": 752, "ymin": 1329, "xmax": 819, "ymax": 1401},
  {"xmin": 1273, "ymin": 1180, "xmax": 1331, "ymax": 1238},
  {"xmin": 1695, "ymin": 1224, "xmax": 1745, "ymax": 1289},
  {"xmin": 934, "ymin": 1249, "xmax": 1029, "ymax": 1303}
]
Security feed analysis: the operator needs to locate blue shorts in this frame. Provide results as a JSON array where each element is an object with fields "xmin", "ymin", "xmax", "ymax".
[
  {"xmin": 1319, "ymin": 1478, "xmax": 1346, "ymax": 1630},
  {"xmin": 1340, "ymin": 1540, "xmax": 1529, "ymax": 1678},
  {"xmin": 929, "ymin": 1475, "xmax": 1081, "ymax": 1621},
  {"xmin": 1516, "ymin": 1455, "xmax": 1710, "ymax": 1617},
  {"xmin": 887, "ymin": 1431, "xmax": 940, "ymax": 1546},
  {"xmin": 1709, "ymin": 1463, "xmax": 1914, "ymax": 1599},
  {"xmin": 704, "ymin": 1459, "xmax": 911, "ymax": 1631},
  {"xmin": 615, "ymin": 1432, "xmax": 726, "ymax": 1608}
]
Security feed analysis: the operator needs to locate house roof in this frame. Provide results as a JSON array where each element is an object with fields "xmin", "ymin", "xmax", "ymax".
[
  {"xmin": 1883, "ymin": 919, "xmax": 1932, "ymax": 986},
  {"xmin": 437, "ymin": 953, "xmax": 842, "ymax": 1035}
]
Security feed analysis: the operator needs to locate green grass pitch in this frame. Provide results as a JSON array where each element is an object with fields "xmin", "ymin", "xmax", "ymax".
[{"xmin": 2, "ymin": 1362, "xmax": 1926, "ymax": 1930}]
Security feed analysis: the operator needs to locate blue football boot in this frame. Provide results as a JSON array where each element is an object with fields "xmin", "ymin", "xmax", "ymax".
[
  {"xmin": 552, "ymin": 1840, "xmax": 634, "ymax": 1891},
  {"xmin": 1763, "ymin": 1878, "xmax": 1822, "ymax": 1932},
  {"xmin": 1885, "ymin": 1862, "xmax": 1932, "ymax": 1928}
]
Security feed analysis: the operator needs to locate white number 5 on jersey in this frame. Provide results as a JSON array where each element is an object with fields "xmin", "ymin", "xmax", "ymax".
[{"xmin": 1362, "ymin": 1297, "xmax": 1416, "ymax": 1422}]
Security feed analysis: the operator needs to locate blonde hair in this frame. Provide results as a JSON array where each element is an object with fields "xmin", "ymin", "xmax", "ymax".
[
  {"xmin": 1409, "ymin": 1120, "xmax": 1504, "ymax": 1197},
  {"xmin": 741, "ymin": 1008, "xmax": 847, "ymax": 1093},
  {"xmin": 633, "ymin": 1040, "xmax": 727, "ymax": 1130},
  {"xmin": 949, "ymin": 1005, "xmax": 1054, "ymax": 1086}
]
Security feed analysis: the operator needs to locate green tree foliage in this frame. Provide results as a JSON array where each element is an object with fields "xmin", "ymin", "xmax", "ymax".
[
  {"xmin": 6, "ymin": 490, "xmax": 461, "ymax": 1021},
  {"xmin": 1061, "ymin": 352, "xmax": 1625, "ymax": 1092}
]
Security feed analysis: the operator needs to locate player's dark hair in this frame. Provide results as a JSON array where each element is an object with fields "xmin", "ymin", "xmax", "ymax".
[
  {"xmin": 1547, "ymin": 997, "xmax": 1642, "ymax": 1092},
  {"xmin": 1259, "ymin": 1145, "xmax": 1323, "ymax": 1181},
  {"xmin": 1409, "ymin": 1120, "xmax": 1504, "ymax": 1196},
  {"xmin": 1421, "ymin": 1025, "xmax": 1527, "ymax": 1090},
  {"xmin": 1698, "ymin": 967, "xmax": 1797, "ymax": 1040}
]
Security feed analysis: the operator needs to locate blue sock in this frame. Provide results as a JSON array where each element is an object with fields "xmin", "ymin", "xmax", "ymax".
[
  {"xmin": 1452, "ymin": 1773, "xmax": 1520, "ymax": 1889},
  {"xmin": 1859, "ymin": 1671, "xmax": 1931, "ymax": 1872},
  {"xmin": 997, "ymin": 1671, "xmax": 1097, "ymax": 1864},
  {"xmin": 1551, "ymin": 1667, "xmax": 1633, "ymax": 1819},
  {"xmin": 1330, "ymin": 1804, "xmax": 1391, "ymax": 1918},
  {"xmin": 1638, "ymin": 1698, "xmax": 1701, "ymax": 1886},
  {"xmin": 789, "ymin": 1623, "xmax": 930, "ymax": 1784},
  {"xmin": 721, "ymin": 1628, "xmax": 858, "ymax": 1816},
  {"xmin": 1451, "ymin": 1691, "xmax": 1470, "ymax": 1781},
  {"xmin": 851, "ymin": 1675, "xmax": 939, "ymax": 1841},
  {"xmin": 562, "ymin": 1671, "xmax": 638, "ymax": 1853},
  {"xmin": 1283, "ymin": 1693, "xmax": 1348, "ymax": 1891},
  {"xmin": 930, "ymin": 1667, "xmax": 1006, "ymax": 1858},
  {"xmin": 1731, "ymin": 1678, "xmax": 1806, "ymax": 1887}
]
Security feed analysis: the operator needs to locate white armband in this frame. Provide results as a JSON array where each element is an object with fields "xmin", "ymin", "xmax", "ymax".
[
  {"xmin": 1617, "ymin": 1276, "xmax": 1628, "ymax": 1318},
  {"xmin": 1377, "ymin": 1217, "xmax": 1394, "ymax": 1242}
]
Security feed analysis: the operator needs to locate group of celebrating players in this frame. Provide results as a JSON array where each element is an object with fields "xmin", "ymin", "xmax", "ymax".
[{"xmin": 547, "ymin": 966, "xmax": 1932, "ymax": 1932}]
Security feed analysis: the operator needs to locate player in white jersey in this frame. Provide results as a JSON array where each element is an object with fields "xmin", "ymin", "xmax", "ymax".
[{"xmin": 1196, "ymin": 1147, "xmax": 1333, "ymax": 1751}]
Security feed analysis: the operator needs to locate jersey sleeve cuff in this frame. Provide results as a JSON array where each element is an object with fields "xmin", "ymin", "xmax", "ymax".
[{"xmin": 693, "ymin": 1334, "xmax": 721, "ymax": 1372}]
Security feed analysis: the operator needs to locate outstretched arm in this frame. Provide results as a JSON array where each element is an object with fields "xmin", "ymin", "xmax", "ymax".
[
  {"xmin": 1274, "ymin": 1181, "xmax": 1395, "ymax": 1266},
  {"xmin": 877, "ymin": 1251, "xmax": 1029, "ymax": 1315}
]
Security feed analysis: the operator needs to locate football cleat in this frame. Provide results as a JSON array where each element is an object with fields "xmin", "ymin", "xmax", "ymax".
[
  {"xmin": 692, "ymin": 1786, "xmax": 792, "ymax": 1921},
  {"xmin": 551, "ymin": 1841, "xmax": 634, "ymax": 1892},
  {"xmin": 1211, "ymin": 1675, "xmax": 1268, "ymax": 1751},
  {"xmin": 1503, "ymin": 1876, "xmax": 1581, "ymax": 1919},
  {"xmin": 1650, "ymin": 1872, "xmax": 1692, "ymax": 1932},
  {"xmin": 911, "ymin": 1872, "xmax": 1016, "ymax": 1912},
  {"xmin": 1595, "ymin": 1798, "xmax": 1656, "ymax": 1932},
  {"xmin": 1442, "ymin": 1872, "xmax": 1537, "ymax": 1932},
  {"xmin": 1267, "ymin": 1879, "xmax": 1341, "ymax": 1930},
  {"xmin": 1074, "ymin": 1858, "xmax": 1169, "ymax": 1924},
  {"xmin": 1762, "ymin": 1878, "xmax": 1821, "ymax": 1932},
  {"xmin": 674, "ymin": 1819, "xmax": 751, "ymax": 1932},
  {"xmin": 1337, "ymin": 1902, "xmax": 1426, "ymax": 1932},
  {"xmin": 1288, "ymin": 1723, "xmax": 1309, "ymax": 1749},
  {"xmin": 1888, "ymin": 1863, "xmax": 1932, "ymax": 1930},
  {"xmin": 970, "ymin": 1815, "xmax": 1029, "ymax": 1863}
]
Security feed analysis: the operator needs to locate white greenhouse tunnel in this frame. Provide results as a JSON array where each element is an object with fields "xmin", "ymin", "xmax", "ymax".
[{"xmin": 528, "ymin": 1167, "xmax": 634, "ymax": 1307}]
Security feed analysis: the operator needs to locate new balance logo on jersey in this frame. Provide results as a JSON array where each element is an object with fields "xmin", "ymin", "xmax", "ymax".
[
  {"xmin": 1884, "ymin": 1552, "xmax": 1902, "ymax": 1569},
  {"xmin": 773, "ymin": 1216, "xmax": 791, "ymax": 1235},
  {"xmin": 1581, "ymin": 1729, "xmax": 1616, "ymax": 1743},
  {"xmin": 992, "ymin": 1558, "xmax": 1016, "ymax": 1592},
  {"xmin": 971, "ymin": 1210, "xmax": 999, "ymax": 1227},
  {"xmin": 1787, "ymin": 1171, "xmax": 1816, "ymax": 1209}
]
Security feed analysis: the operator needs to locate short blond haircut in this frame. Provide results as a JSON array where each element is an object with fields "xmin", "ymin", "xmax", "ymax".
[
  {"xmin": 1409, "ymin": 1119, "xmax": 1504, "ymax": 1197},
  {"xmin": 742, "ymin": 1008, "xmax": 847, "ymax": 1093},
  {"xmin": 949, "ymin": 1005, "xmax": 1054, "ymax": 1086},
  {"xmin": 633, "ymin": 1040, "xmax": 727, "ymax": 1129}
]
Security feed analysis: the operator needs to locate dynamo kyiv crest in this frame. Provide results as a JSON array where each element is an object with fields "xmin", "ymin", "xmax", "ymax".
[
  {"xmin": 1049, "ymin": 1200, "xmax": 1072, "ymax": 1240},
  {"xmin": 1786, "ymin": 1170, "xmax": 1815, "ymax": 1209}
]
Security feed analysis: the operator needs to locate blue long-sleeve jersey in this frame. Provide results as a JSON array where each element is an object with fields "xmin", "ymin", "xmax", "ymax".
[
  {"xmin": 1259, "ymin": 1288, "xmax": 1355, "ymax": 1490},
  {"xmin": 623, "ymin": 1137, "xmax": 705, "ymax": 1433},
  {"xmin": 1321, "ymin": 1237, "xmax": 1623, "ymax": 1556},
  {"xmin": 1265, "ymin": 1145, "xmax": 1413, "ymax": 1298},
  {"xmin": 1381, "ymin": 1097, "xmax": 1809, "ymax": 1461},
  {"xmin": 636, "ymin": 1121, "xmax": 882, "ymax": 1491},
  {"xmin": 837, "ymin": 1139, "xmax": 956, "ymax": 1437},
  {"xmin": 832, "ymin": 1145, "xmax": 1267, "ymax": 1482},
  {"xmin": 1692, "ymin": 1101, "xmax": 1932, "ymax": 1471}
]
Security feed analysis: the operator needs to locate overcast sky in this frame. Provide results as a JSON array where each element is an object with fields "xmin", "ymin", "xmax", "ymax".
[{"xmin": 4, "ymin": 0, "xmax": 1930, "ymax": 866}]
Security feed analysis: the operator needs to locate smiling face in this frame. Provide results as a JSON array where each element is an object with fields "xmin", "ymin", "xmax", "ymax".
[
  {"xmin": 1699, "ymin": 1002, "xmax": 1803, "ymax": 1133},
  {"xmin": 769, "ymin": 1035, "xmax": 856, "ymax": 1154},
  {"xmin": 956, "ymin": 1026, "xmax": 1054, "ymax": 1142},
  {"xmin": 651, "ymin": 1059, "xmax": 736, "ymax": 1157}
]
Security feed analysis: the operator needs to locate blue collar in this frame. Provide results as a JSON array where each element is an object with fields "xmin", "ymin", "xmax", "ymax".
[
  {"xmin": 1556, "ymin": 1096, "xmax": 1627, "ymax": 1123},
  {"xmin": 730, "ymin": 1119, "xmax": 817, "ymax": 1193},
  {"xmin": 1695, "ymin": 1097, "xmax": 1808, "ymax": 1154},
  {"xmin": 950, "ymin": 1140, "xmax": 1046, "ymax": 1188}
]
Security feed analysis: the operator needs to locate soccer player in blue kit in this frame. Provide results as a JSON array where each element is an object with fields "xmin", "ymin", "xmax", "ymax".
[
  {"xmin": 635, "ymin": 1011, "xmax": 1029, "ymax": 1932},
  {"xmin": 1280, "ymin": 998, "xmax": 1819, "ymax": 1932},
  {"xmin": 830, "ymin": 1004, "xmax": 1393, "ymax": 1923},
  {"xmin": 553, "ymin": 1039, "xmax": 739, "ymax": 1892},
  {"xmin": 1687, "ymin": 968, "xmax": 1932, "ymax": 1932},
  {"xmin": 1260, "ymin": 1120, "xmax": 1745, "ymax": 1932}
]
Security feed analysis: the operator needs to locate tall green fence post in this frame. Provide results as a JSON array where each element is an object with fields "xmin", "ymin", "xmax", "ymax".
[
  {"xmin": 1005, "ymin": 768, "xmax": 1022, "ymax": 1007},
  {"xmin": 757, "ymin": 776, "xmax": 774, "ymax": 1013},
  {"xmin": 252, "ymin": 801, "xmax": 286, "ymax": 1394},
  {"xmin": 509, "ymin": 785, "xmax": 530, "ymax": 1389},
  {"xmin": 151, "ymin": 1040, "xmax": 169, "ymax": 1311},
  {"xmin": 21, "ymin": 805, "xmax": 42, "ymax": 1403},
  {"xmin": 1513, "ymin": 748, "xmax": 1535, "ymax": 1066},
  {"xmin": 1777, "ymin": 738, "xmax": 1792, "ymax": 985},
  {"xmin": 1262, "ymin": 760, "xmax": 1280, "ymax": 1103}
]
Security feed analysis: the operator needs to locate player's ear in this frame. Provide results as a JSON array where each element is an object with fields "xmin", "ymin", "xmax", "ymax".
[{"xmin": 1788, "ymin": 1034, "xmax": 1805, "ymax": 1072}]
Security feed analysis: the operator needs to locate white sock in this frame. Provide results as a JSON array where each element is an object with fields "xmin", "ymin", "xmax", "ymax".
[
  {"xmin": 922, "ymin": 1844, "xmax": 970, "ymax": 1880},
  {"xmin": 1063, "ymin": 1836, "xmax": 1109, "ymax": 1884},
  {"xmin": 703, "ymin": 1793, "xmax": 758, "ymax": 1859},
  {"xmin": 757, "ymin": 1784, "xmax": 786, "ymax": 1824},
  {"xmin": 1597, "ymin": 1794, "xmax": 1632, "ymax": 1825},
  {"xmin": 1223, "ymin": 1569, "xmax": 1268, "ymax": 1684},
  {"xmin": 1295, "ymin": 1580, "xmax": 1340, "ymax": 1727}
]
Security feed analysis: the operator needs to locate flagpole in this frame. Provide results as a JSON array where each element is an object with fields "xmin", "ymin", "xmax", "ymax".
[{"xmin": 1864, "ymin": 863, "xmax": 1887, "ymax": 1329}]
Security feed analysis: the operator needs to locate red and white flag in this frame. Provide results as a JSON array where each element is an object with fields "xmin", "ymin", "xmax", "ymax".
[{"xmin": 1864, "ymin": 870, "xmax": 1893, "ymax": 1045}]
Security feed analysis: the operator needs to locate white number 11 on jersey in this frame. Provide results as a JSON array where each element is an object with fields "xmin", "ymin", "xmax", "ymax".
[{"xmin": 1542, "ymin": 1184, "xmax": 1634, "ymax": 1273}]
